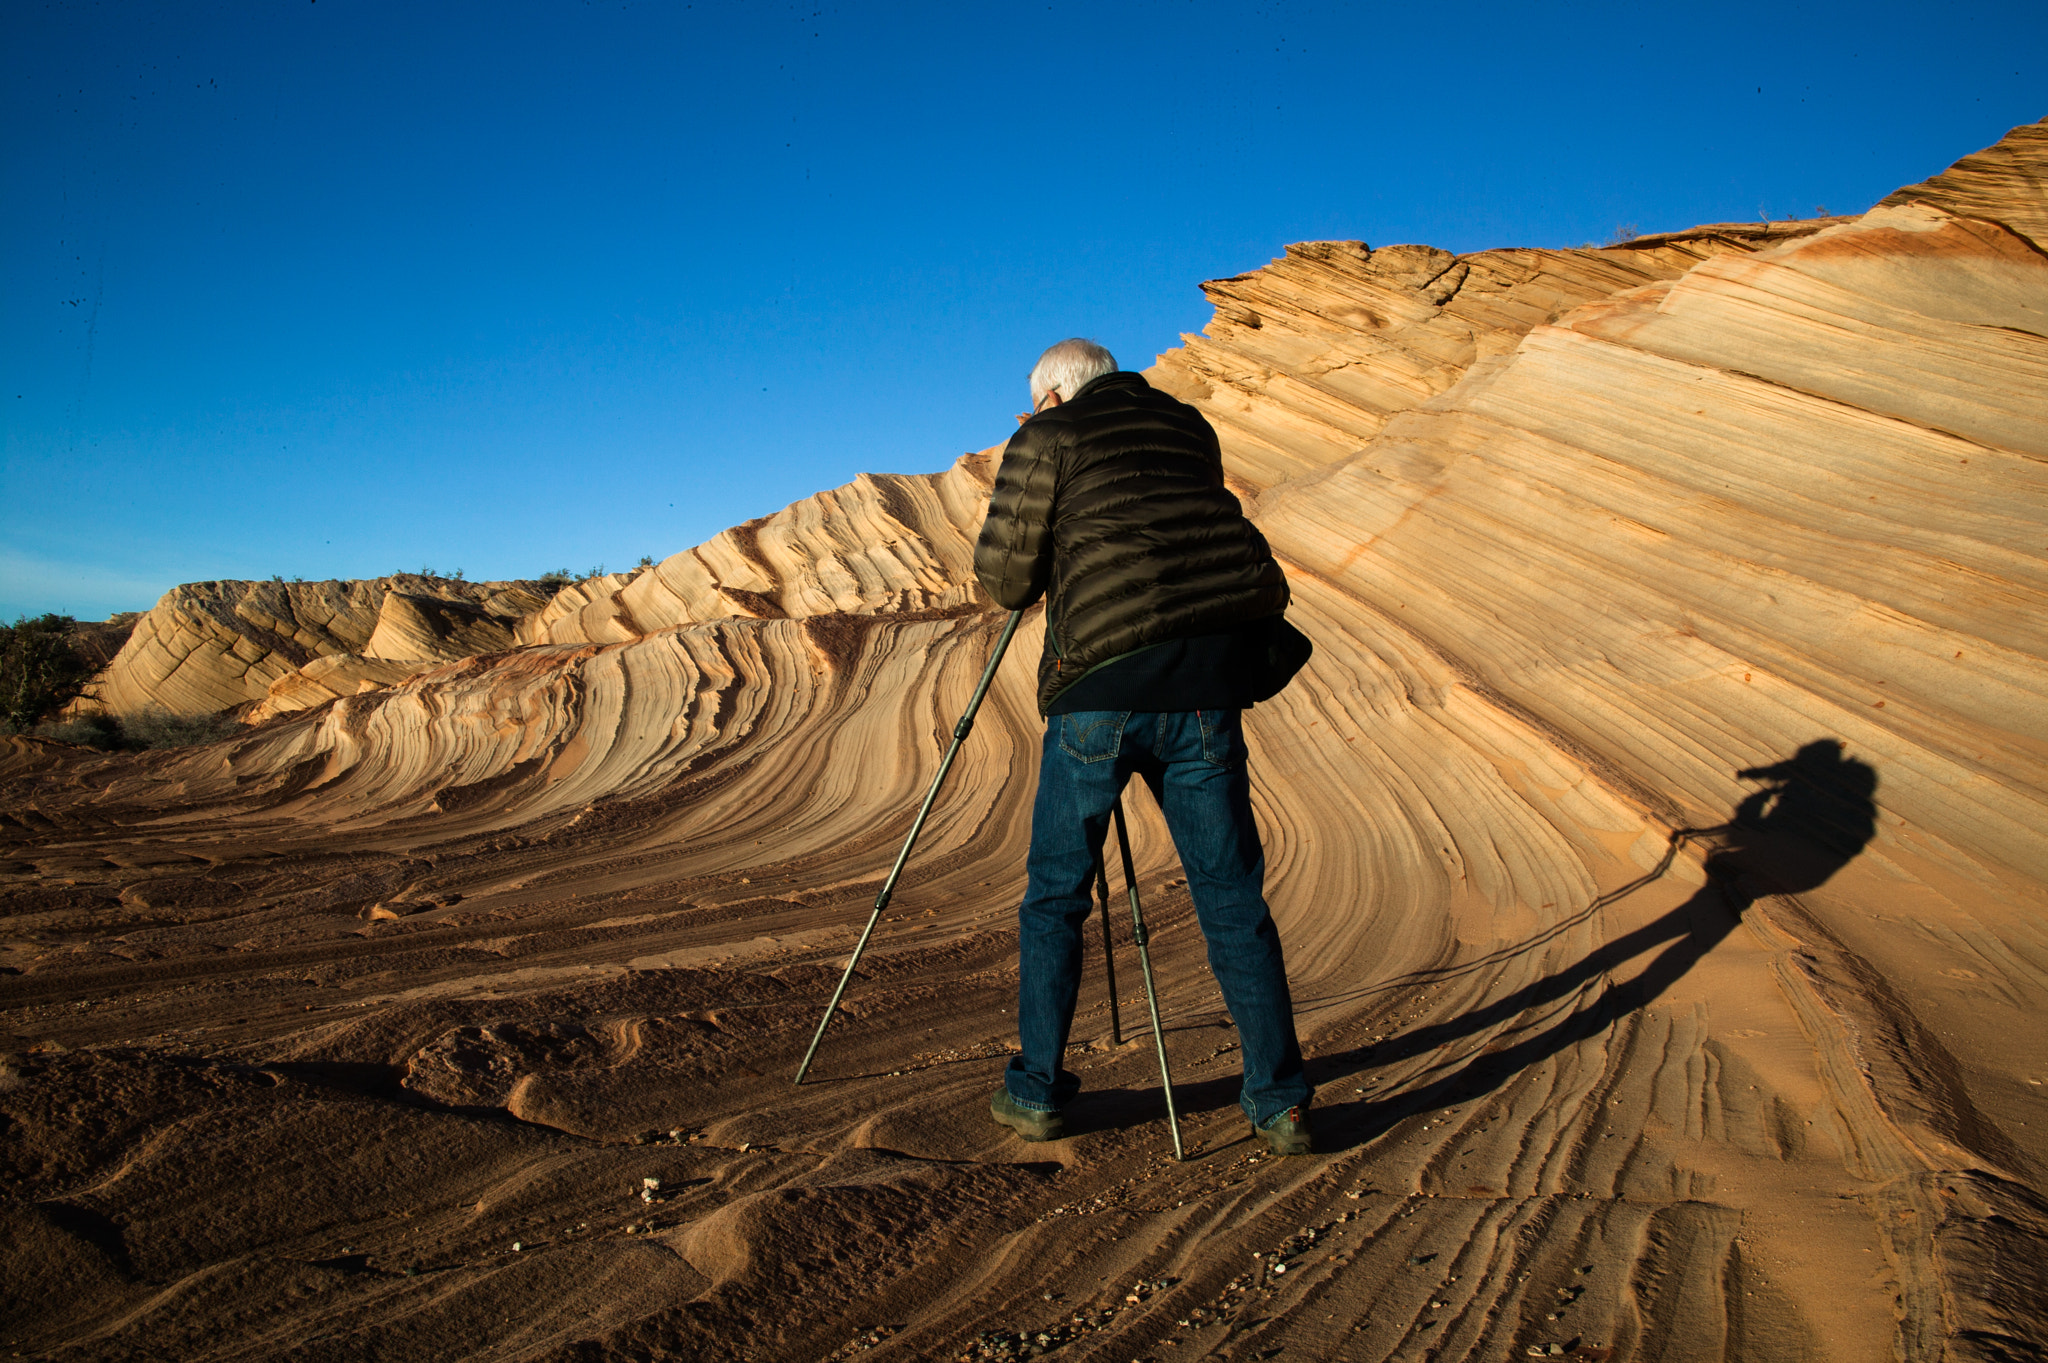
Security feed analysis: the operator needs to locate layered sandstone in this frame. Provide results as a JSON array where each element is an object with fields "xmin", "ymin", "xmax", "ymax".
[
  {"xmin": 1147, "ymin": 219, "xmax": 1848, "ymax": 491},
  {"xmin": 4, "ymin": 120, "xmax": 2046, "ymax": 1363},
  {"xmin": 515, "ymin": 457, "xmax": 1003, "ymax": 646},
  {"xmin": 86, "ymin": 575, "xmax": 550, "ymax": 719}
]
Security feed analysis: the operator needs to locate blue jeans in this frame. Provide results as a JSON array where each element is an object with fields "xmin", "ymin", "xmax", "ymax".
[{"xmin": 1004, "ymin": 709, "xmax": 1310, "ymax": 1126}]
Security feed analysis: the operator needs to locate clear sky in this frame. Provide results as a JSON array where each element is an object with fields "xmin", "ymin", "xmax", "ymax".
[{"xmin": 4, "ymin": 0, "xmax": 2043, "ymax": 620}]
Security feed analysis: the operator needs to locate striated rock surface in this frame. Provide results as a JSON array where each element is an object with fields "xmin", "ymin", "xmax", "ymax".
[
  {"xmin": 1147, "ymin": 219, "xmax": 1848, "ymax": 491},
  {"xmin": 245, "ymin": 653, "xmax": 438, "ymax": 724},
  {"xmin": 86, "ymin": 575, "xmax": 549, "ymax": 719},
  {"xmin": 360, "ymin": 589, "xmax": 531, "ymax": 664},
  {"xmin": 1881, "ymin": 116, "xmax": 2048, "ymax": 249},
  {"xmin": 516, "ymin": 455, "xmax": 1003, "ymax": 646},
  {"xmin": 3, "ymin": 120, "xmax": 2046, "ymax": 1363}
]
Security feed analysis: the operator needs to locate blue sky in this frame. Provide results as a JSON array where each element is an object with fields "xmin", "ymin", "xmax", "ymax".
[{"xmin": 4, "ymin": 0, "xmax": 2042, "ymax": 620}]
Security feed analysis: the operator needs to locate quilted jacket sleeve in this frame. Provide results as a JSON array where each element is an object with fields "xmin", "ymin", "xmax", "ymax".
[{"xmin": 974, "ymin": 418, "xmax": 1061, "ymax": 610}]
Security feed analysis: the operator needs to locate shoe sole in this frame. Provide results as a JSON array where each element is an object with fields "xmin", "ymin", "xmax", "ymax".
[
  {"xmin": 990, "ymin": 1095, "xmax": 1065, "ymax": 1142},
  {"xmin": 1255, "ymin": 1123, "xmax": 1313, "ymax": 1155},
  {"xmin": 996, "ymin": 1117, "xmax": 1064, "ymax": 1142}
]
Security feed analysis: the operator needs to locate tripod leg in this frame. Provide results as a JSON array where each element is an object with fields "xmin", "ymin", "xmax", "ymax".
[
  {"xmin": 793, "ymin": 610, "xmax": 1023, "ymax": 1085},
  {"xmin": 1113, "ymin": 796, "xmax": 1184, "ymax": 1161},
  {"xmin": 1095, "ymin": 845, "xmax": 1122, "ymax": 1047}
]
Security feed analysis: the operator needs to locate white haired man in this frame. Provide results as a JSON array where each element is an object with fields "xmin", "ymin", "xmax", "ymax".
[{"xmin": 975, "ymin": 338, "xmax": 1313, "ymax": 1155}]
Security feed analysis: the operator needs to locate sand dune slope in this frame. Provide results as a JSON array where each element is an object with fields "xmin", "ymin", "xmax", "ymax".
[{"xmin": 4, "ymin": 121, "xmax": 2047, "ymax": 1363}]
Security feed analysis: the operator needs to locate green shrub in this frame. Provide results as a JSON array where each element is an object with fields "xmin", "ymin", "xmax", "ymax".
[
  {"xmin": 23, "ymin": 706, "xmax": 240, "ymax": 751},
  {"xmin": 121, "ymin": 708, "xmax": 242, "ymax": 749},
  {"xmin": 0, "ymin": 614, "xmax": 96, "ymax": 732},
  {"xmin": 32, "ymin": 713, "xmax": 125, "ymax": 749}
]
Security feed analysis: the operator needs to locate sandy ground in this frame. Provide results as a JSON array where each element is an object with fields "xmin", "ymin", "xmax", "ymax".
[
  {"xmin": 4, "ymin": 603, "xmax": 2044, "ymax": 1362},
  {"xmin": 10, "ymin": 123, "xmax": 2048, "ymax": 1361}
]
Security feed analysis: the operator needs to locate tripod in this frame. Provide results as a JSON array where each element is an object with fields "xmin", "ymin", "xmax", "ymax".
[{"xmin": 792, "ymin": 608, "xmax": 1185, "ymax": 1160}]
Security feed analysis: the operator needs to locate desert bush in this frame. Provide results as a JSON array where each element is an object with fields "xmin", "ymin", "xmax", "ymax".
[
  {"xmin": 122, "ymin": 707, "xmax": 242, "ymax": 749},
  {"xmin": 19, "ymin": 707, "xmax": 238, "ymax": 751},
  {"xmin": 1604, "ymin": 222, "xmax": 1642, "ymax": 246},
  {"xmin": 0, "ymin": 613, "xmax": 97, "ymax": 732},
  {"xmin": 537, "ymin": 569, "xmax": 575, "ymax": 593},
  {"xmin": 32, "ymin": 713, "xmax": 125, "ymax": 749}
]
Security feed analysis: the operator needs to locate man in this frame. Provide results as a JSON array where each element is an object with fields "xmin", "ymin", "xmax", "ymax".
[{"xmin": 974, "ymin": 337, "xmax": 1313, "ymax": 1156}]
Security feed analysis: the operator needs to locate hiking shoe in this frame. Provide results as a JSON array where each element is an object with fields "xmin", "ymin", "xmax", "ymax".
[
  {"xmin": 1254, "ymin": 1105, "xmax": 1313, "ymax": 1156},
  {"xmin": 989, "ymin": 1087, "xmax": 1066, "ymax": 1142}
]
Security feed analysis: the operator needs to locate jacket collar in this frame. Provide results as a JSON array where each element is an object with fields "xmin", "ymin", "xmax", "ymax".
[{"xmin": 1071, "ymin": 370, "xmax": 1147, "ymax": 402}]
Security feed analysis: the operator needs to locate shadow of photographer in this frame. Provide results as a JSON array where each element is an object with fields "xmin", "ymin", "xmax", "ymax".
[{"xmin": 1306, "ymin": 738, "xmax": 1879, "ymax": 1153}]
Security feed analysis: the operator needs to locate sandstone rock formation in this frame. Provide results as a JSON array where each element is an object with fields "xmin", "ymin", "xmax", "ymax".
[
  {"xmin": 65, "ymin": 612, "xmax": 140, "ymax": 671},
  {"xmin": 243, "ymin": 653, "xmax": 439, "ymax": 724},
  {"xmin": 1149, "ymin": 219, "xmax": 1850, "ymax": 491},
  {"xmin": 4, "ymin": 120, "xmax": 2045, "ymax": 1363},
  {"xmin": 86, "ymin": 575, "xmax": 550, "ymax": 720},
  {"xmin": 515, "ymin": 457, "xmax": 1002, "ymax": 646}
]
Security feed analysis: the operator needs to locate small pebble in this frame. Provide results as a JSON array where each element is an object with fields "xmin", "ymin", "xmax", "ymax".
[{"xmin": 511, "ymin": 1241, "xmax": 522, "ymax": 1252}]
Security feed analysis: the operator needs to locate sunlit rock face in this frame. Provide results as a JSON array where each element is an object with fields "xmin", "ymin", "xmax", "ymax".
[
  {"xmin": 1152, "ymin": 157, "xmax": 2048, "ymax": 900},
  {"xmin": 244, "ymin": 654, "xmax": 437, "ymax": 724},
  {"xmin": 7, "ymin": 121, "xmax": 2046, "ymax": 1363},
  {"xmin": 515, "ymin": 456, "xmax": 1004, "ymax": 645},
  {"xmin": 1147, "ymin": 219, "xmax": 1847, "ymax": 491},
  {"xmin": 85, "ymin": 576, "xmax": 549, "ymax": 719}
]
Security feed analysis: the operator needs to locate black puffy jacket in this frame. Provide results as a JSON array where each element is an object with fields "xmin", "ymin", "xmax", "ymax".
[{"xmin": 974, "ymin": 371, "xmax": 1290, "ymax": 714}]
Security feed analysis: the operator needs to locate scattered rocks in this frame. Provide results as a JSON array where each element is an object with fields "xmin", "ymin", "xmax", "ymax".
[{"xmin": 828, "ymin": 1324, "xmax": 900, "ymax": 1357}]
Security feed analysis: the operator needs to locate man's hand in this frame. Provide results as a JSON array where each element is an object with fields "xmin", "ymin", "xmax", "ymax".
[{"xmin": 1018, "ymin": 389, "xmax": 1065, "ymax": 424}]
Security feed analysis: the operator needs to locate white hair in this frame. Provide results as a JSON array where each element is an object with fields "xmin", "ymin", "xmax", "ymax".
[{"xmin": 1029, "ymin": 338, "xmax": 1118, "ymax": 409}]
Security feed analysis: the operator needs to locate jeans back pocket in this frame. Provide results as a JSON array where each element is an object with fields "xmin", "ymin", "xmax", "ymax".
[
  {"xmin": 1197, "ymin": 708, "xmax": 1246, "ymax": 767},
  {"xmin": 1058, "ymin": 710, "xmax": 1129, "ymax": 764}
]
